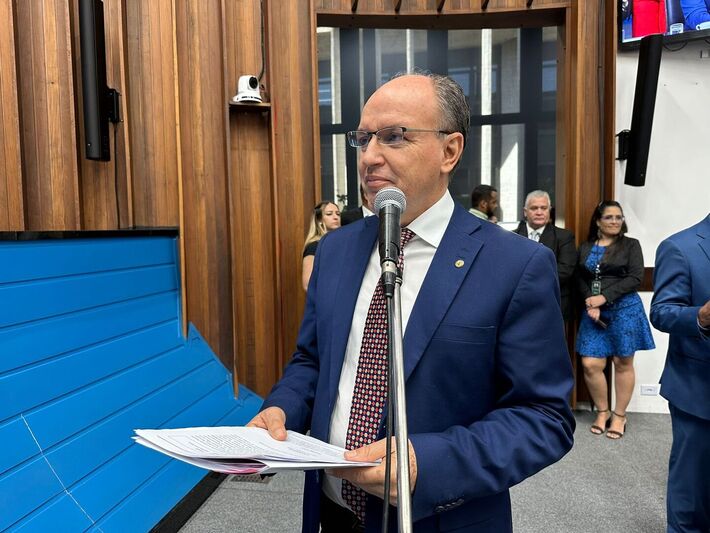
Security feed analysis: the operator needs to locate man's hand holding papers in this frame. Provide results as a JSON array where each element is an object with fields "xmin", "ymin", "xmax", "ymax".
[{"xmin": 133, "ymin": 426, "xmax": 380, "ymax": 475}]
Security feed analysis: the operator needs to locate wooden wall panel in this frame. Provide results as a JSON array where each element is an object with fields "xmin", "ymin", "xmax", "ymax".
[
  {"xmin": 565, "ymin": 1, "xmax": 602, "ymax": 240},
  {"xmin": 228, "ymin": 111, "xmax": 278, "ymax": 396},
  {"xmin": 603, "ymin": 0, "xmax": 616, "ymax": 201},
  {"xmin": 70, "ymin": 0, "xmax": 133, "ymax": 229},
  {"xmin": 316, "ymin": 0, "xmax": 570, "ymax": 13},
  {"xmin": 268, "ymin": 0, "xmax": 319, "ymax": 380},
  {"xmin": 174, "ymin": 0, "xmax": 234, "ymax": 371},
  {"xmin": 0, "ymin": 0, "xmax": 24, "ymax": 230},
  {"xmin": 15, "ymin": 0, "xmax": 80, "ymax": 230},
  {"xmin": 125, "ymin": 0, "xmax": 179, "ymax": 227},
  {"xmin": 224, "ymin": 0, "xmax": 280, "ymax": 396}
]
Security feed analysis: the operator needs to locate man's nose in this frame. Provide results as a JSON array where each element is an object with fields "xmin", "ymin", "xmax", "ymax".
[{"xmin": 359, "ymin": 137, "xmax": 384, "ymax": 166}]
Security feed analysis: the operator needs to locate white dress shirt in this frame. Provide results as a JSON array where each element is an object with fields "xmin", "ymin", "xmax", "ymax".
[
  {"xmin": 323, "ymin": 190, "xmax": 455, "ymax": 508},
  {"xmin": 526, "ymin": 223, "xmax": 542, "ymax": 242}
]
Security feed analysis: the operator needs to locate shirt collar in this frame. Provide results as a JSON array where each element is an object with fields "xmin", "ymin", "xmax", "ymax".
[
  {"xmin": 526, "ymin": 222, "xmax": 544, "ymax": 236},
  {"xmin": 469, "ymin": 207, "xmax": 488, "ymax": 220},
  {"xmin": 405, "ymin": 190, "xmax": 454, "ymax": 249},
  {"xmin": 362, "ymin": 205, "xmax": 374, "ymax": 217}
]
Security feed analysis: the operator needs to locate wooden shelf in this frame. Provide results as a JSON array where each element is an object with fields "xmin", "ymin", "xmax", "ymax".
[{"xmin": 228, "ymin": 101, "xmax": 271, "ymax": 112}]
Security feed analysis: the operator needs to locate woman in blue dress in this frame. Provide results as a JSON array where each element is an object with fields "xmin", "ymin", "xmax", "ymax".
[{"xmin": 576, "ymin": 201, "xmax": 655, "ymax": 439}]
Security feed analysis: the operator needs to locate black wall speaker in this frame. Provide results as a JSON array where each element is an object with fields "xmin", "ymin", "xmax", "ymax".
[
  {"xmin": 624, "ymin": 33, "xmax": 663, "ymax": 187},
  {"xmin": 79, "ymin": 0, "xmax": 118, "ymax": 161}
]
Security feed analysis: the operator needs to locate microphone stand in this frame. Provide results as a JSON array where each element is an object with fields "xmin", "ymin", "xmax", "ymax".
[{"xmin": 385, "ymin": 269, "xmax": 413, "ymax": 533}]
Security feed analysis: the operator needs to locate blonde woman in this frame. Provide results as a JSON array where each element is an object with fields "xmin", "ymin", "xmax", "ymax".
[{"xmin": 302, "ymin": 201, "xmax": 341, "ymax": 291}]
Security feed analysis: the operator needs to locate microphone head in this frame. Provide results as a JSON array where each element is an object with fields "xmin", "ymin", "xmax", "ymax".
[{"xmin": 373, "ymin": 187, "xmax": 406, "ymax": 213}]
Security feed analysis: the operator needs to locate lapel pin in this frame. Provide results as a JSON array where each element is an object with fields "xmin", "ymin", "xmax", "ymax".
[{"xmin": 455, "ymin": 259, "xmax": 464, "ymax": 268}]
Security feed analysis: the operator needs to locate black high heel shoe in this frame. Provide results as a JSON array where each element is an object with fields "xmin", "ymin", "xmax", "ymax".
[
  {"xmin": 590, "ymin": 409, "xmax": 611, "ymax": 435},
  {"xmin": 606, "ymin": 411, "xmax": 627, "ymax": 439}
]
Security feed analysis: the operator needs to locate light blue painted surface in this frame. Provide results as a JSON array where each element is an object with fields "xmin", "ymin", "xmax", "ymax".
[{"xmin": 0, "ymin": 236, "xmax": 263, "ymax": 532}]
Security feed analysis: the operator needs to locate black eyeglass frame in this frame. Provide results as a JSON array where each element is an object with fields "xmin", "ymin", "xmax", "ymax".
[{"xmin": 346, "ymin": 126, "xmax": 453, "ymax": 148}]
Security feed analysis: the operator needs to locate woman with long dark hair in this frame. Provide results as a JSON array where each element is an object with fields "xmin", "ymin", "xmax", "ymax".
[
  {"xmin": 576, "ymin": 201, "xmax": 655, "ymax": 439},
  {"xmin": 302, "ymin": 201, "xmax": 341, "ymax": 291}
]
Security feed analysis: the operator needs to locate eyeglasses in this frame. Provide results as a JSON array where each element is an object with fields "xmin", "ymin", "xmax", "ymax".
[
  {"xmin": 600, "ymin": 215, "xmax": 625, "ymax": 222},
  {"xmin": 346, "ymin": 126, "xmax": 452, "ymax": 148}
]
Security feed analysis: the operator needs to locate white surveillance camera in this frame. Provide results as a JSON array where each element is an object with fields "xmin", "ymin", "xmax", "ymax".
[{"xmin": 232, "ymin": 75, "xmax": 262, "ymax": 103}]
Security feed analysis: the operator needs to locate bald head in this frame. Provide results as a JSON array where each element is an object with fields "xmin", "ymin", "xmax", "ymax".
[{"xmin": 356, "ymin": 73, "xmax": 467, "ymax": 225}]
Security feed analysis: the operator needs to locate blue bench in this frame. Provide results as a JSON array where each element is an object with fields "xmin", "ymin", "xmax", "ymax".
[{"xmin": 0, "ymin": 233, "xmax": 262, "ymax": 532}]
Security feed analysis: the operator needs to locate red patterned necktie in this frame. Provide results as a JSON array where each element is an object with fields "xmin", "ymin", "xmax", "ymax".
[{"xmin": 342, "ymin": 227, "xmax": 415, "ymax": 522}]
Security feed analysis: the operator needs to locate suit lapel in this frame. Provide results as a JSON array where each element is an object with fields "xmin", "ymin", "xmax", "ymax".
[
  {"xmin": 539, "ymin": 224, "xmax": 555, "ymax": 249},
  {"xmin": 514, "ymin": 222, "xmax": 526, "ymax": 237},
  {"xmin": 403, "ymin": 205, "xmax": 483, "ymax": 380},
  {"xmin": 328, "ymin": 217, "xmax": 379, "ymax": 403},
  {"xmin": 698, "ymin": 215, "xmax": 710, "ymax": 264}
]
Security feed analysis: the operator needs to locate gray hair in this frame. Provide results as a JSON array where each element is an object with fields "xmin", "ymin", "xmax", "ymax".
[
  {"xmin": 391, "ymin": 70, "xmax": 470, "ymax": 173},
  {"xmin": 524, "ymin": 190, "xmax": 551, "ymax": 208}
]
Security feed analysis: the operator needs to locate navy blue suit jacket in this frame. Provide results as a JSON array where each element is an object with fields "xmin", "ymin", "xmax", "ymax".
[
  {"xmin": 262, "ymin": 203, "xmax": 575, "ymax": 532},
  {"xmin": 681, "ymin": 0, "xmax": 710, "ymax": 30},
  {"xmin": 651, "ymin": 215, "xmax": 710, "ymax": 420}
]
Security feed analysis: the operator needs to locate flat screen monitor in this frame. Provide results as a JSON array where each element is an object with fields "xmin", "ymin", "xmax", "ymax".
[{"xmin": 619, "ymin": 0, "xmax": 710, "ymax": 49}]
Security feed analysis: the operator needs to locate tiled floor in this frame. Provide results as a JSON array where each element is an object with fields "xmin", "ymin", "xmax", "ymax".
[{"xmin": 180, "ymin": 411, "xmax": 671, "ymax": 533}]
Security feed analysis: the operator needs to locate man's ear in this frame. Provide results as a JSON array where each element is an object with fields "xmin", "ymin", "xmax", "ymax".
[{"xmin": 440, "ymin": 132, "xmax": 465, "ymax": 174}]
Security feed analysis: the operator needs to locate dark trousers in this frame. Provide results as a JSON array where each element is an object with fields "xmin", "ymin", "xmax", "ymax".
[
  {"xmin": 667, "ymin": 404, "xmax": 710, "ymax": 533},
  {"xmin": 320, "ymin": 493, "xmax": 364, "ymax": 533}
]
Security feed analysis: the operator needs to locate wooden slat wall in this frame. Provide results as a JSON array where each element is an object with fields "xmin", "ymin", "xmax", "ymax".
[
  {"xmin": 15, "ymin": 0, "xmax": 80, "ymax": 230},
  {"xmin": 0, "ymin": 0, "xmax": 24, "ymax": 230},
  {"xmin": 174, "ymin": 0, "xmax": 235, "ymax": 371},
  {"xmin": 223, "ymin": 0, "xmax": 281, "ymax": 396},
  {"xmin": 317, "ymin": 0, "xmax": 569, "ymax": 13},
  {"xmin": 70, "ymin": 0, "xmax": 133, "ymax": 229},
  {"xmin": 0, "ymin": 0, "xmax": 613, "ymax": 398},
  {"xmin": 125, "ymin": 0, "xmax": 180, "ymax": 227},
  {"xmin": 269, "ymin": 0, "xmax": 319, "ymax": 378},
  {"xmin": 564, "ymin": 0, "xmax": 603, "ymax": 242}
]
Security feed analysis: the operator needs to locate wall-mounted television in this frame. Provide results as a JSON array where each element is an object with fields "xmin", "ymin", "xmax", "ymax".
[{"xmin": 619, "ymin": 0, "xmax": 710, "ymax": 49}]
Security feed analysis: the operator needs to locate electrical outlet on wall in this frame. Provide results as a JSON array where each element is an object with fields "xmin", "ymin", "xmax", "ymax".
[{"xmin": 640, "ymin": 384, "xmax": 661, "ymax": 396}]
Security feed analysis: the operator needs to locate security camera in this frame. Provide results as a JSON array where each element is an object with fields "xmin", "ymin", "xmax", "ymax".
[{"xmin": 232, "ymin": 75, "xmax": 262, "ymax": 103}]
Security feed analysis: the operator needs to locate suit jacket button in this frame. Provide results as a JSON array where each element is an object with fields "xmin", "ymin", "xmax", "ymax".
[{"xmin": 435, "ymin": 505, "xmax": 446, "ymax": 513}]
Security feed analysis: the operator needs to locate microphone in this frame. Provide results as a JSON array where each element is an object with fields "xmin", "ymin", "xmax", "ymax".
[{"xmin": 373, "ymin": 187, "xmax": 407, "ymax": 298}]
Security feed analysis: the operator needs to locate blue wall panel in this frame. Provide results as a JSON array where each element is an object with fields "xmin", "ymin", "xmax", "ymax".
[
  {"xmin": 0, "ymin": 292, "xmax": 180, "ymax": 375},
  {"xmin": 0, "ymin": 419, "xmax": 39, "ymax": 476},
  {"xmin": 0, "ymin": 236, "xmax": 262, "ymax": 532},
  {"xmin": 0, "ymin": 458, "xmax": 66, "ymax": 531},
  {"xmin": 11, "ymin": 494, "xmax": 94, "ymax": 533},
  {"xmin": 0, "ymin": 237, "xmax": 176, "ymax": 284}
]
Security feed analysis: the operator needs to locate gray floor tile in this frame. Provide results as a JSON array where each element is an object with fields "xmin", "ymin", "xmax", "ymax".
[{"xmin": 181, "ymin": 412, "xmax": 671, "ymax": 533}]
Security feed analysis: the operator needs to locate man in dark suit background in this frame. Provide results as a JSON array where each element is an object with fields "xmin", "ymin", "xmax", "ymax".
[
  {"xmin": 469, "ymin": 184, "xmax": 498, "ymax": 223},
  {"xmin": 514, "ymin": 190, "xmax": 576, "ymax": 321},
  {"xmin": 248, "ymin": 73, "xmax": 574, "ymax": 532},
  {"xmin": 340, "ymin": 184, "xmax": 374, "ymax": 226},
  {"xmin": 651, "ymin": 215, "xmax": 710, "ymax": 533}
]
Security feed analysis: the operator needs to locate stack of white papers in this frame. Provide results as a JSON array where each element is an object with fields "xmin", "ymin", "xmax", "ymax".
[{"xmin": 133, "ymin": 426, "xmax": 379, "ymax": 474}]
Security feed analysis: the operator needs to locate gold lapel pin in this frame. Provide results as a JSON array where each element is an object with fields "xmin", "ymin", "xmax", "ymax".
[{"xmin": 455, "ymin": 259, "xmax": 464, "ymax": 268}]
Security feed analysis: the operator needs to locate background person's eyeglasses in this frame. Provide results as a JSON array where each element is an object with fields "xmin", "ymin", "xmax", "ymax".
[
  {"xmin": 346, "ymin": 126, "xmax": 451, "ymax": 148},
  {"xmin": 600, "ymin": 215, "xmax": 625, "ymax": 222}
]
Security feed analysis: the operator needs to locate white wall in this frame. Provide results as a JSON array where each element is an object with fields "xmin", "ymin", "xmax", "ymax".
[{"xmin": 614, "ymin": 40, "xmax": 710, "ymax": 413}]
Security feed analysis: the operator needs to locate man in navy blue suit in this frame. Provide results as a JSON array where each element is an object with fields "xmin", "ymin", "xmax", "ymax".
[
  {"xmin": 248, "ymin": 73, "xmax": 574, "ymax": 532},
  {"xmin": 651, "ymin": 215, "xmax": 710, "ymax": 533},
  {"xmin": 681, "ymin": 0, "xmax": 710, "ymax": 30}
]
